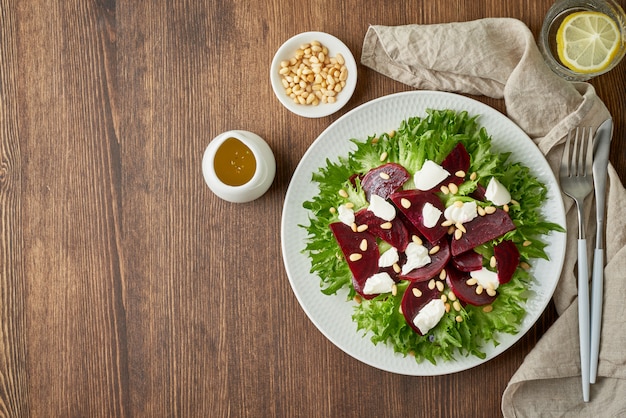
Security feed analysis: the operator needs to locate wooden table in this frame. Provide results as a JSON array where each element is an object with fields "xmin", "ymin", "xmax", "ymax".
[{"xmin": 1, "ymin": 1, "xmax": 624, "ymax": 416}]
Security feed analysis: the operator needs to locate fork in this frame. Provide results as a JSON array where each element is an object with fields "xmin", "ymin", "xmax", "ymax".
[{"xmin": 559, "ymin": 126, "xmax": 594, "ymax": 403}]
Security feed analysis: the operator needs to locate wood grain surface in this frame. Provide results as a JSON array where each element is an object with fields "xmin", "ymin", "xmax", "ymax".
[{"xmin": 1, "ymin": 0, "xmax": 624, "ymax": 417}]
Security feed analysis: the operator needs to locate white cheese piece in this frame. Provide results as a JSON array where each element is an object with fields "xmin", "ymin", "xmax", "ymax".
[
  {"xmin": 363, "ymin": 272, "xmax": 395, "ymax": 295},
  {"xmin": 444, "ymin": 201, "xmax": 478, "ymax": 225},
  {"xmin": 378, "ymin": 247, "xmax": 399, "ymax": 268},
  {"xmin": 413, "ymin": 160, "xmax": 450, "ymax": 191},
  {"xmin": 422, "ymin": 202, "xmax": 442, "ymax": 228},
  {"xmin": 337, "ymin": 204, "xmax": 355, "ymax": 226},
  {"xmin": 413, "ymin": 298, "xmax": 446, "ymax": 335},
  {"xmin": 485, "ymin": 177, "xmax": 511, "ymax": 206},
  {"xmin": 401, "ymin": 242, "xmax": 431, "ymax": 275},
  {"xmin": 368, "ymin": 194, "xmax": 396, "ymax": 221},
  {"xmin": 470, "ymin": 267, "xmax": 500, "ymax": 290}
]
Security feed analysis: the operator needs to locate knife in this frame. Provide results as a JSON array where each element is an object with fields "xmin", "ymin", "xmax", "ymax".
[{"xmin": 589, "ymin": 117, "xmax": 613, "ymax": 384}]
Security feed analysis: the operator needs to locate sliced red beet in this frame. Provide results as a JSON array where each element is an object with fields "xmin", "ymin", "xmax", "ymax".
[
  {"xmin": 329, "ymin": 222, "xmax": 380, "ymax": 299},
  {"xmin": 355, "ymin": 209, "xmax": 409, "ymax": 251},
  {"xmin": 401, "ymin": 280, "xmax": 441, "ymax": 335},
  {"xmin": 452, "ymin": 250, "xmax": 483, "ymax": 272},
  {"xmin": 440, "ymin": 142, "xmax": 470, "ymax": 187},
  {"xmin": 494, "ymin": 240, "xmax": 520, "ymax": 284},
  {"xmin": 446, "ymin": 266, "xmax": 496, "ymax": 306},
  {"xmin": 361, "ymin": 163, "xmax": 410, "ymax": 200},
  {"xmin": 390, "ymin": 190, "xmax": 447, "ymax": 244},
  {"xmin": 400, "ymin": 239, "xmax": 451, "ymax": 282},
  {"xmin": 471, "ymin": 183, "xmax": 487, "ymax": 201},
  {"xmin": 450, "ymin": 208, "xmax": 516, "ymax": 256}
]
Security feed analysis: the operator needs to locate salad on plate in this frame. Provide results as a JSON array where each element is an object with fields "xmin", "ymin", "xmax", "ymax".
[{"xmin": 301, "ymin": 109, "xmax": 564, "ymax": 364}]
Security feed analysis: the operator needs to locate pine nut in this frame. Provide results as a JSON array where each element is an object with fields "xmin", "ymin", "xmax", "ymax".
[
  {"xmin": 380, "ymin": 222, "xmax": 393, "ymax": 230},
  {"xmin": 401, "ymin": 198, "xmax": 411, "ymax": 209},
  {"xmin": 349, "ymin": 253, "xmax": 362, "ymax": 262},
  {"xmin": 379, "ymin": 172, "xmax": 390, "ymax": 180},
  {"xmin": 359, "ymin": 239, "xmax": 368, "ymax": 251},
  {"xmin": 413, "ymin": 288, "xmax": 422, "ymax": 298},
  {"xmin": 379, "ymin": 151, "xmax": 388, "ymax": 162},
  {"xmin": 356, "ymin": 224, "xmax": 369, "ymax": 232}
]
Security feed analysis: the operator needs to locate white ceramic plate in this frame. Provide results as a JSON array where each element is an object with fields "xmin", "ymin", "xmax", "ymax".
[
  {"xmin": 281, "ymin": 91, "xmax": 566, "ymax": 376},
  {"xmin": 270, "ymin": 31, "xmax": 358, "ymax": 118}
]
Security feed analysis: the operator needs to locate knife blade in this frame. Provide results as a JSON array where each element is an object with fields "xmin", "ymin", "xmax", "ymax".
[{"xmin": 589, "ymin": 117, "xmax": 613, "ymax": 384}]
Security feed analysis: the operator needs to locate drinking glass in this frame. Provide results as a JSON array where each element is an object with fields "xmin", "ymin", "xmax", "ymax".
[{"xmin": 539, "ymin": 0, "xmax": 626, "ymax": 81}]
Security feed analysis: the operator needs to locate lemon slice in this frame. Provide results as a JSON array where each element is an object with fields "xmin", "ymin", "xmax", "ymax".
[{"xmin": 556, "ymin": 11, "xmax": 621, "ymax": 73}]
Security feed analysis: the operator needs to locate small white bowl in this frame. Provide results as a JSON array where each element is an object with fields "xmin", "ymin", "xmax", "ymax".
[
  {"xmin": 202, "ymin": 130, "xmax": 276, "ymax": 203},
  {"xmin": 270, "ymin": 31, "xmax": 358, "ymax": 118}
]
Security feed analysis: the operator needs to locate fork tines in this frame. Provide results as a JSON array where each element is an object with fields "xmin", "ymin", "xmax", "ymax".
[{"xmin": 563, "ymin": 127, "xmax": 594, "ymax": 178}]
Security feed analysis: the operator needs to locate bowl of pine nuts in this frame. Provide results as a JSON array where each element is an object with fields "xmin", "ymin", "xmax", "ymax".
[{"xmin": 270, "ymin": 32, "xmax": 358, "ymax": 118}]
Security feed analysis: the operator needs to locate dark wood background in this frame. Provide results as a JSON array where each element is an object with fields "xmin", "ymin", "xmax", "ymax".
[{"xmin": 1, "ymin": 0, "xmax": 624, "ymax": 416}]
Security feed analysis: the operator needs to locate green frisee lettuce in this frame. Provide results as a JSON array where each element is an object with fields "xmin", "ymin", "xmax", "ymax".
[{"xmin": 301, "ymin": 109, "xmax": 564, "ymax": 364}]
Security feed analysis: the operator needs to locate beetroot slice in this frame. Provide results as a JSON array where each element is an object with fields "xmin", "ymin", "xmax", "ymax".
[
  {"xmin": 361, "ymin": 163, "xmax": 410, "ymax": 200},
  {"xmin": 440, "ymin": 142, "xmax": 470, "ymax": 187},
  {"xmin": 390, "ymin": 190, "xmax": 447, "ymax": 244},
  {"xmin": 401, "ymin": 280, "xmax": 441, "ymax": 335},
  {"xmin": 446, "ymin": 266, "xmax": 496, "ymax": 306},
  {"xmin": 329, "ymin": 222, "xmax": 380, "ymax": 299},
  {"xmin": 452, "ymin": 250, "xmax": 483, "ymax": 272},
  {"xmin": 450, "ymin": 208, "xmax": 516, "ymax": 256},
  {"xmin": 471, "ymin": 183, "xmax": 487, "ymax": 201},
  {"xmin": 355, "ymin": 209, "xmax": 409, "ymax": 251},
  {"xmin": 400, "ymin": 239, "xmax": 451, "ymax": 282},
  {"xmin": 494, "ymin": 240, "xmax": 520, "ymax": 284}
]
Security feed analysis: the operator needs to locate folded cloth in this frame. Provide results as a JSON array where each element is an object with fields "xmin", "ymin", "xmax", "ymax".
[{"xmin": 362, "ymin": 18, "xmax": 626, "ymax": 417}]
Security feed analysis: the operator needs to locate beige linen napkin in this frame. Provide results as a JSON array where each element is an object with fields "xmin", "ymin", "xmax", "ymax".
[{"xmin": 362, "ymin": 18, "xmax": 626, "ymax": 417}]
